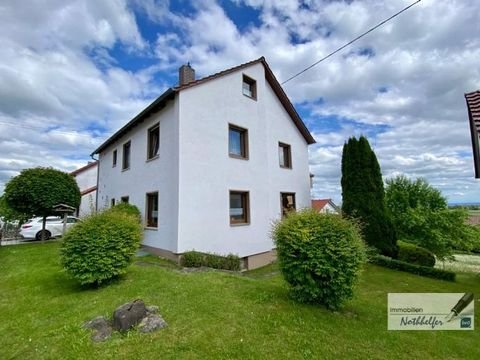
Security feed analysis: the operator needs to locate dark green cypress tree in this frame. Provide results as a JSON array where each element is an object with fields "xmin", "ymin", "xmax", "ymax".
[{"xmin": 341, "ymin": 136, "xmax": 397, "ymax": 257}]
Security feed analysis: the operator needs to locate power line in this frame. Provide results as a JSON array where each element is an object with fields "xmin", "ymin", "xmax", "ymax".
[{"xmin": 281, "ymin": 0, "xmax": 422, "ymax": 85}]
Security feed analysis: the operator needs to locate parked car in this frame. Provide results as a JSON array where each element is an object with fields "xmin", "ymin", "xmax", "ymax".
[{"xmin": 19, "ymin": 216, "xmax": 80, "ymax": 240}]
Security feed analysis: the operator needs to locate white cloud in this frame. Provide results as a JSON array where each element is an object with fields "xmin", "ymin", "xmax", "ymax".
[{"xmin": 0, "ymin": 0, "xmax": 479, "ymax": 205}]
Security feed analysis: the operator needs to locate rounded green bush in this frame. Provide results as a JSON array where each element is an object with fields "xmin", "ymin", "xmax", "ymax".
[
  {"xmin": 60, "ymin": 210, "xmax": 142, "ymax": 286},
  {"xmin": 397, "ymin": 240, "xmax": 435, "ymax": 267},
  {"xmin": 273, "ymin": 210, "xmax": 366, "ymax": 310},
  {"xmin": 107, "ymin": 203, "xmax": 142, "ymax": 223}
]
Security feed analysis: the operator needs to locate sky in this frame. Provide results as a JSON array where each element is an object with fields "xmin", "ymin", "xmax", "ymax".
[{"xmin": 0, "ymin": 0, "xmax": 479, "ymax": 204}]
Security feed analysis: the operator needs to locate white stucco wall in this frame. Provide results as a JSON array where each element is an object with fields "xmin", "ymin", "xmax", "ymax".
[
  {"xmin": 176, "ymin": 63, "xmax": 311, "ymax": 257},
  {"xmin": 97, "ymin": 100, "xmax": 180, "ymax": 252},
  {"xmin": 319, "ymin": 203, "xmax": 338, "ymax": 214},
  {"xmin": 73, "ymin": 163, "xmax": 97, "ymax": 217}
]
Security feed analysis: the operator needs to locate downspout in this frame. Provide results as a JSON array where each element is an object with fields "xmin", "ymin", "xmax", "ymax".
[{"xmin": 91, "ymin": 153, "xmax": 99, "ymax": 214}]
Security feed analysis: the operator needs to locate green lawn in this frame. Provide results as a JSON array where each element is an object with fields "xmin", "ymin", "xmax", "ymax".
[{"xmin": 1, "ymin": 242, "xmax": 480, "ymax": 360}]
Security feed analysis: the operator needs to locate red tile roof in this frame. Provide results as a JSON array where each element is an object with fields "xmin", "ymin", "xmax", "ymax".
[
  {"xmin": 92, "ymin": 57, "xmax": 315, "ymax": 155},
  {"xmin": 465, "ymin": 90, "xmax": 480, "ymax": 178},
  {"xmin": 311, "ymin": 199, "xmax": 338, "ymax": 212}
]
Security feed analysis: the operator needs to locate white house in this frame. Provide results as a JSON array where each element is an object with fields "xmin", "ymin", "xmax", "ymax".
[
  {"xmin": 70, "ymin": 161, "xmax": 97, "ymax": 217},
  {"xmin": 311, "ymin": 199, "xmax": 339, "ymax": 214},
  {"xmin": 92, "ymin": 57, "xmax": 315, "ymax": 269}
]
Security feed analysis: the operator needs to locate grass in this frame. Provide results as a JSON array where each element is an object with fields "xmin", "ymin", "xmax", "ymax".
[{"xmin": 1, "ymin": 243, "xmax": 480, "ymax": 360}]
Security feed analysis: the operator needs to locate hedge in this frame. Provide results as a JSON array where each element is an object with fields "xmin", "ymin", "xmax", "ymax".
[
  {"xmin": 397, "ymin": 240, "xmax": 436, "ymax": 267},
  {"xmin": 371, "ymin": 255, "xmax": 455, "ymax": 282},
  {"xmin": 181, "ymin": 251, "xmax": 241, "ymax": 271}
]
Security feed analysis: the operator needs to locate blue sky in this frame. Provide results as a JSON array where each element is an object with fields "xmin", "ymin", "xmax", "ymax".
[{"xmin": 0, "ymin": 0, "xmax": 479, "ymax": 204}]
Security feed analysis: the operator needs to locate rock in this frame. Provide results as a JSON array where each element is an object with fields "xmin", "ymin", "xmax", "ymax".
[
  {"xmin": 138, "ymin": 314, "xmax": 168, "ymax": 333},
  {"xmin": 113, "ymin": 299, "xmax": 147, "ymax": 332},
  {"xmin": 83, "ymin": 316, "xmax": 109, "ymax": 330},
  {"xmin": 146, "ymin": 305, "xmax": 159, "ymax": 314},
  {"xmin": 83, "ymin": 316, "xmax": 112, "ymax": 342}
]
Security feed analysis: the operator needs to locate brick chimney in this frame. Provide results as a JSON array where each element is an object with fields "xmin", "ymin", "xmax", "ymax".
[{"xmin": 179, "ymin": 63, "xmax": 195, "ymax": 86}]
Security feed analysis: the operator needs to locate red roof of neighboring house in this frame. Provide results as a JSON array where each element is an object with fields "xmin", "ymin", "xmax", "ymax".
[
  {"xmin": 92, "ymin": 57, "xmax": 315, "ymax": 155},
  {"xmin": 311, "ymin": 199, "xmax": 338, "ymax": 212},
  {"xmin": 465, "ymin": 90, "xmax": 480, "ymax": 178}
]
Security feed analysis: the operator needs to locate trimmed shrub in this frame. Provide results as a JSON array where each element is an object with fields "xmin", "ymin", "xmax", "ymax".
[
  {"xmin": 181, "ymin": 251, "xmax": 204, "ymax": 268},
  {"xmin": 397, "ymin": 240, "xmax": 435, "ymax": 267},
  {"xmin": 107, "ymin": 203, "xmax": 142, "ymax": 223},
  {"xmin": 371, "ymin": 255, "xmax": 455, "ymax": 282},
  {"xmin": 181, "ymin": 251, "xmax": 241, "ymax": 271},
  {"xmin": 60, "ymin": 210, "xmax": 142, "ymax": 286},
  {"xmin": 273, "ymin": 210, "xmax": 366, "ymax": 310}
]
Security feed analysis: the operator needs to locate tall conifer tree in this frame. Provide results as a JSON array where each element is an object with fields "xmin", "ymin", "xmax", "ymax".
[{"xmin": 341, "ymin": 136, "xmax": 397, "ymax": 257}]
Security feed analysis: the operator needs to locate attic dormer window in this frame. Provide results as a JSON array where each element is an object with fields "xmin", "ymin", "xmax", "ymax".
[{"xmin": 242, "ymin": 74, "xmax": 256, "ymax": 100}]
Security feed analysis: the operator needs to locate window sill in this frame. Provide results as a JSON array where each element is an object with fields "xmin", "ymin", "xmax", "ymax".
[
  {"xmin": 144, "ymin": 226, "xmax": 158, "ymax": 231},
  {"xmin": 146, "ymin": 155, "xmax": 159, "ymax": 163},
  {"xmin": 122, "ymin": 167, "xmax": 130, "ymax": 172},
  {"xmin": 229, "ymin": 154, "xmax": 249, "ymax": 160},
  {"xmin": 242, "ymin": 93, "xmax": 257, "ymax": 101},
  {"xmin": 230, "ymin": 222, "xmax": 250, "ymax": 227},
  {"xmin": 280, "ymin": 165, "xmax": 292, "ymax": 170}
]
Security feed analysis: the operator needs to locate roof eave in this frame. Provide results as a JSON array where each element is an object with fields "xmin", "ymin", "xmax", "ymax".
[
  {"xmin": 465, "ymin": 92, "xmax": 480, "ymax": 178},
  {"xmin": 91, "ymin": 88, "xmax": 176, "ymax": 155},
  {"xmin": 261, "ymin": 59, "xmax": 316, "ymax": 145}
]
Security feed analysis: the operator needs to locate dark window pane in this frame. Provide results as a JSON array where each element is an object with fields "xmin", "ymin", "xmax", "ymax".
[
  {"xmin": 147, "ymin": 193, "xmax": 158, "ymax": 227},
  {"xmin": 229, "ymin": 129, "xmax": 242, "ymax": 156},
  {"xmin": 281, "ymin": 193, "xmax": 296, "ymax": 218},
  {"xmin": 230, "ymin": 191, "xmax": 249, "ymax": 224},
  {"xmin": 148, "ymin": 125, "xmax": 159, "ymax": 159},
  {"xmin": 123, "ymin": 142, "xmax": 131, "ymax": 169}
]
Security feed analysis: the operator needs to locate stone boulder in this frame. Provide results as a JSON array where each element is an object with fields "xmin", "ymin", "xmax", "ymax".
[
  {"xmin": 138, "ymin": 314, "xmax": 168, "ymax": 333},
  {"xmin": 113, "ymin": 299, "xmax": 147, "ymax": 332},
  {"xmin": 83, "ymin": 316, "xmax": 112, "ymax": 342}
]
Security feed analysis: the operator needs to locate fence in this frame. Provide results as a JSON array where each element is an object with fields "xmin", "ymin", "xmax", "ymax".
[{"xmin": 0, "ymin": 222, "xmax": 21, "ymax": 241}]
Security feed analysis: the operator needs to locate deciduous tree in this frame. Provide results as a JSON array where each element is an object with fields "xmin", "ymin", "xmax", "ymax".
[{"xmin": 4, "ymin": 167, "xmax": 81, "ymax": 241}]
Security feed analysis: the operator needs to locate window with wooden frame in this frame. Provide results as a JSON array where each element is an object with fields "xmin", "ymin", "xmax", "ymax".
[
  {"xmin": 120, "ymin": 196, "xmax": 129, "ymax": 203},
  {"xmin": 280, "ymin": 193, "xmax": 296, "ymax": 218},
  {"xmin": 112, "ymin": 150, "xmax": 117, "ymax": 167},
  {"xmin": 122, "ymin": 141, "xmax": 131, "ymax": 170},
  {"xmin": 146, "ymin": 192, "xmax": 159, "ymax": 228},
  {"xmin": 229, "ymin": 191, "xmax": 250, "ymax": 225},
  {"xmin": 278, "ymin": 142, "xmax": 292, "ymax": 168},
  {"xmin": 242, "ymin": 74, "xmax": 257, "ymax": 99},
  {"xmin": 229, "ymin": 124, "xmax": 249, "ymax": 159},
  {"xmin": 147, "ymin": 123, "xmax": 160, "ymax": 160}
]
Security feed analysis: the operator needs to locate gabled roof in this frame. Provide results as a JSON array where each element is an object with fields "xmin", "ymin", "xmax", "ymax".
[
  {"xmin": 311, "ymin": 199, "xmax": 339, "ymax": 212},
  {"xmin": 465, "ymin": 90, "xmax": 480, "ymax": 178},
  {"xmin": 70, "ymin": 161, "xmax": 98, "ymax": 176},
  {"xmin": 92, "ymin": 57, "xmax": 315, "ymax": 155}
]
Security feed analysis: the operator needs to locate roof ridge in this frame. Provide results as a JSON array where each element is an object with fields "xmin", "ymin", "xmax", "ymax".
[{"xmin": 173, "ymin": 57, "xmax": 265, "ymax": 91}]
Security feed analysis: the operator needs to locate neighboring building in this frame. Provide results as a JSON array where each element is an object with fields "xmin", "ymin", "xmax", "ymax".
[
  {"xmin": 465, "ymin": 90, "xmax": 480, "ymax": 178},
  {"xmin": 92, "ymin": 57, "xmax": 315, "ymax": 269},
  {"xmin": 311, "ymin": 199, "xmax": 339, "ymax": 214},
  {"xmin": 70, "ymin": 161, "xmax": 98, "ymax": 217}
]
